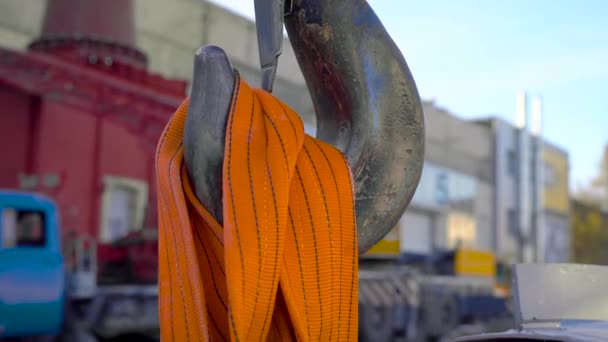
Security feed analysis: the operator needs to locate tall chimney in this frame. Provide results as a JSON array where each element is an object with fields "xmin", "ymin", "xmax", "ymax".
[
  {"xmin": 531, "ymin": 96, "xmax": 543, "ymax": 136},
  {"xmin": 29, "ymin": 0, "xmax": 147, "ymax": 67},
  {"xmin": 515, "ymin": 90, "xmax": 527, "ymax": 129}
]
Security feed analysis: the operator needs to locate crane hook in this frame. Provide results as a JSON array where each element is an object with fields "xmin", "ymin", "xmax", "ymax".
[{"xmin": 184, "ymin": 0, "xmax": 425, "ymax": 254}]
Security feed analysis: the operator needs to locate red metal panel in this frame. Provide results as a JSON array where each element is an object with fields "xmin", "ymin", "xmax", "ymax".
[
  {"xmin": 96, "ymin": 118, "xmax": 150, "ymax": 255},
  {"xmin": 0, "ymin": 48, "xmax": 185, "ymax": 109},
  {"xmin": 35, "ymin": 99, "xmax": 97, "ymax": 238},
  {"xmin": 99, "ymin": 120, "xmax": 148, "ymax": 180},
  {"xmin": 0, "ymin": 47, "xmax": 183, "ymax": 280},
  {"xmin": 0, "ymin": 0, "xmax": 194, "ymax": 283},
  {"xmin": 0, "ymin": 86, "xmax": 33, "ymax": 188}
]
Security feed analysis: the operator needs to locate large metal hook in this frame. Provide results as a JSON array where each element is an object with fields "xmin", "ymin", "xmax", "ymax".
[{"xmin": 183, "ymin": 0, "xmax": 425, "ymax": 254}]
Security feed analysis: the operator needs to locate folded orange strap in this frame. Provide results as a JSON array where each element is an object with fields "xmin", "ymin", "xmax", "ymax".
[{"xmin": 156, "ymin": 73, "xmax": 358, "ymax": 341}]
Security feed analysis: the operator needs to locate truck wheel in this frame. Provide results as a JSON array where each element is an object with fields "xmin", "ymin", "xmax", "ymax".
[{"xmin": 359, "ymin": 304, "xmax": 393, "ymax": 342}]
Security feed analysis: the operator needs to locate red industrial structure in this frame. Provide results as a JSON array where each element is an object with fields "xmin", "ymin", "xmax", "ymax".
[{"xmin": 0, "ymin": 0, "xmax": 186, "ymax": 283}]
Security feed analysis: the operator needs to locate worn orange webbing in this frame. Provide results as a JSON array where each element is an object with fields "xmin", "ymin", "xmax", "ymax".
[{"xmin": 156, "ymin": 73, "xmax": 358, "ymax": 341}]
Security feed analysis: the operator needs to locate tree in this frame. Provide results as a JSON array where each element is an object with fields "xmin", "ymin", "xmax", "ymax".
[
  {"xmin": 571, "ymin": 200, "xmax": 608, "ymax": 264},
  {"xmin": 574, "ymin": 143, "xmax": 608, "ymax": 209},
  {"xmin": 591, "ymin": 144, "xmax": 608, "ymax": 207},
  {"xmin": 571, "ymin": 145, "xmax": 608, "ymax": 264}
]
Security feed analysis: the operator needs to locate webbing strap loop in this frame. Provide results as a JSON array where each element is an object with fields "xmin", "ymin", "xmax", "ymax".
[{"xmin": 157, "ymin": 75, "xmax": 358, "ymax": 341}]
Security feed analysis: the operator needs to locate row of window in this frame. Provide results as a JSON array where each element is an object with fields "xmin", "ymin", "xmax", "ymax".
[
  {"xmin": 506, "ymin": 149, "xmax": 556, "ymax": 186},
  {"xmin": 411, "ymin": 161, "xmax": 477, "ymax": 210}
]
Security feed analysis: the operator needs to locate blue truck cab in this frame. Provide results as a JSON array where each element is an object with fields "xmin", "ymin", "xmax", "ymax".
[{"xmin": 0, "ymin": 190, "xmax": 65, "ymax": 338}]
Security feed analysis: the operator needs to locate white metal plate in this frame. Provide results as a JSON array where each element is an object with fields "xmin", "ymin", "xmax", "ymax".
[{"xmin": 513, "ymin": 263, "xmax": 608, "ymax": 325}]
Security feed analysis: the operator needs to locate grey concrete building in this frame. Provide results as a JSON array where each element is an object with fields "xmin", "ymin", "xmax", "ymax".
[
  {"xmin": 475, "ymin": 93, "xmax": 571, "ymax": 264},
  {"xmin": 383, "ymin": 93, "xmax": 571, "ymax": 264},
  {"xmin": 541, "ymin": 141, "xmax": 571, "ymax": 263}
]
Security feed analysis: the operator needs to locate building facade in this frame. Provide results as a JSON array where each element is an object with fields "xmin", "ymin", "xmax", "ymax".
[
  {"xmin": 370, "ymin": 95, "xmax": 571, "ymax": 264},
  {"xmin": 540, "ymin": 142, "xmax": 571, "ymax": 262},
  {"xmin": 1, "ymin": 1, "xmax": 571, "ymax": 263},
  {"xmin": 476, "ymin": 93, "xmax": 571, "ymax": 264}
]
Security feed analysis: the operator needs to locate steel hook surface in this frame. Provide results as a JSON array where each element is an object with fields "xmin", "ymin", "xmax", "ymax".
[{"xmin": 183, "ymin": 0, "xmax": 424, "ymax": 254}]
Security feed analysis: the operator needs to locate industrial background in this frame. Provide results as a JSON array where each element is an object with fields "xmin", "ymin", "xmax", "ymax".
[
  {"xmin": 0, "ymin": 0, "xmax": 571, "ymax": 264},
  {"xmin": 0, "ymin": 0, "xmax": 574, "ymax": 340}
]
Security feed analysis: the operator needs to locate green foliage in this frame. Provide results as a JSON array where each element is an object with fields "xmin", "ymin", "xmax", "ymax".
[
  {"xmin": 575, "ymin": 143, "xmax": 608, "ymax": 209},
  {"xmin": 571, "ymin": 200, "xmax": 608, "ymax": 264}
]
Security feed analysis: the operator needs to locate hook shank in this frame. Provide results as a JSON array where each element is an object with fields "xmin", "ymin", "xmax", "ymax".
[{"xmin": 284, "ymin": 0, "xmax": 425, "ymax": 252}]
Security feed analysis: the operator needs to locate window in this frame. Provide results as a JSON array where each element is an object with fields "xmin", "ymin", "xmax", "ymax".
[
  {"xmin": 1, "ymin": 208, "xmax": 46, "ymax": 248},
  {"xmin": 507, "ymin": 150, "xmax": 517, "ymax": 177},
  {"xmin": 99, "ymin": 176, "xmax": 148, "ymax": 243},
  {"xmin": 507, "ymin": 209, "xmax": 518, "ymax": 238},
  {"xmin": 447, "ymin": 212, "xmax": 476, "ymax": 249},
  {"xmin": 436, "ymin": 172, "xmax": 449, "ymax": 206},
  {"xmin": 543, "ymin": 162, "xmax": 556, "ymax": 186}
]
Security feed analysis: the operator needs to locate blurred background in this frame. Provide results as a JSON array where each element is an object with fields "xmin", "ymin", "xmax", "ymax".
[{"xmin": 0, "ymin": 0, "xmax": 606, "ymax": 341}]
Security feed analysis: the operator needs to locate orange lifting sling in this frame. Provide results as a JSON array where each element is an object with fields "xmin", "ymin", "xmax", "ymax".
[{"xmin": 156, "ymin": 74, "xmax": 359, "ymax": 341}]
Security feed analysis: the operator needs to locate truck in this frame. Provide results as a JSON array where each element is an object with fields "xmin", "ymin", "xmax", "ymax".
[
  {"xmin": 0, "ymin": 189, "xmax": 159, "ymax": 341},
  {"xmin": 358, "ymin": 249, "xmax": 514, "ymax": 341}
]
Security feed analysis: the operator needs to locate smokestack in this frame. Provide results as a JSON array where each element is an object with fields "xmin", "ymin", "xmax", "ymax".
[
  {"xmin": 29, "ymin": 0, "xmax": 147, "ymax": 67},
  {"xmin": 515, "ymin": 91, "xmax": 527, "ymax": 129},
  {"xmin": 515, "ymin": 90, "xmax": 533, "ymax": 262},
  {"xmin": 531, "ymin": 96, "xmax": 543, "ymax": 136},
  {"xmin": 529, "ymin": 95, "xmax": 544, "ymax": 261}
]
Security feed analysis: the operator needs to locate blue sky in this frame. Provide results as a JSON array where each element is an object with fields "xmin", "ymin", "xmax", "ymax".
[{"xmin": 211, "ymin": 0, "xmax": 608, "ymax": 190}]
